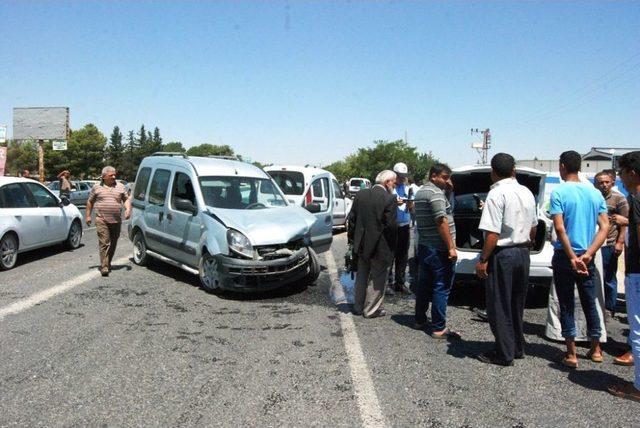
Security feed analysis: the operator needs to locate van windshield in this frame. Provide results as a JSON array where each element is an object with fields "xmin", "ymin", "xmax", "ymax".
[
  {"xmin": 199, "ymin": 176, "xmax": 287, "ymax": 209},
  {"xmin": 268, "ymin": 171, "xmax": 305, "ymax": 195}
]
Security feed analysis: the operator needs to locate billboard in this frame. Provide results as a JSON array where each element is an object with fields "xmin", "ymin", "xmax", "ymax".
[{"xmin": 13, "ymin": 107, "xmax": 69, "ymax": 140}]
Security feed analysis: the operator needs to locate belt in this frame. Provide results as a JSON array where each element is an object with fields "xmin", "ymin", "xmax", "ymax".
[{"xmin": 496, "ymin": 242, "xmax": 530, "ymax": 250}]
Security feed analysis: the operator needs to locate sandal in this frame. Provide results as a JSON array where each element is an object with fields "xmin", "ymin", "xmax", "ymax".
[
  {"xmin": 586, "ymin": 350, "xmax": 604, "ymax": 363},
  {"xmin": 431, "ymin": 328, "xmax": 462, "ymax": 340},
  {"xmin": 562, "ymin": 354, "xmax": 578, "ymax": 368},
  {"xmin": 608, "ymin": 382, "xmax": 640, "ymax": 403}
]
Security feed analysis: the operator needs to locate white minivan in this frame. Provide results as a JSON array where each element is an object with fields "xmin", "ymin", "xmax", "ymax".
[
  {"xmin": 265, "ymin": 165, "xmax": 352, "ymax": 228},
  {"xmin": 450, "ymin": 165, "xmax": 553, "ymax": 291}
]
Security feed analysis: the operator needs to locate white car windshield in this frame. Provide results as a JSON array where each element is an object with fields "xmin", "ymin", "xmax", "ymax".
[{"xmin": 199, "ymin": 176, "xmax": 287, "ymax": 209}]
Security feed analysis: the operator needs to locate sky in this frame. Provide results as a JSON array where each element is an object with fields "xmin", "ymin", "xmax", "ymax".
[{"xmin": 1, "ymin": 1, "xmax": 639, "ymax": 168}]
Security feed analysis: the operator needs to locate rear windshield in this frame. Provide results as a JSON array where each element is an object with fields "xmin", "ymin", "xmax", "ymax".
[
  {"xmin": 268, "ymin": 171, "xmax": 305, "ymax": 195},
  {"xmin": 199, "ymin": 176, "xmax": 286, "ymax": 209},
  {"xmin": 350, "ymin": 179, "xmax": 363, "ymax": 187}
]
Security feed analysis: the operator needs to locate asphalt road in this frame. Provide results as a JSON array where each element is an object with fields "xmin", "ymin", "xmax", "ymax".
[{"xmin": 0, "ymin": 222, "xmax": 637, "ymax": 427}]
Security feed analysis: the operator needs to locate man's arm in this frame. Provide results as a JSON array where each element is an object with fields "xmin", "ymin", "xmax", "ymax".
[
  {"xmin": 85, "ymin": 200, "xmax": 93, "ymax": 225},
  {"xmin": 124, "ymin": 197, "xmax": 132, "ymax": 220},
  {"xmin": 579, "ymin": 213, "xmax": 610, "ymax": 265},
  {"xmin": 475, "ymin": 231, "xmax": 499, "ymax": 279},
  {"xmin": 436, "ymin": 216, "xmax": 457, "ymax": 261},
  {"xmin": 614, "ymin": 197, "xmax": 630, "ymax": 256},
  {"xmin": 553, "ymin": 214, "xmax": 587, "ymax": 274}
]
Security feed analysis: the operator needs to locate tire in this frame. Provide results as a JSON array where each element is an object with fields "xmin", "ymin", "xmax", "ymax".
[
  {"xmin": 0, "ymin": 233, "xmax": 19, "ymax": 271},
  {"xmin": 132, "ymin": 231, "xmax": 149, "ymax": 266},
  {"xmin": 65, "ymin": 220, "xmax": 83, "ymax": 250},
  {"xmin": 199, "ymin": 252, "xmax": 221, "ymax": 292},
  {"xmin": 303, "ymin": 247, "xmax": 320, "ymax": 286}
]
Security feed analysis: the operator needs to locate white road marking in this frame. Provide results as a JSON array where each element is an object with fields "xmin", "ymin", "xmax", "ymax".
[
  {"xmin": 0, "ymin": 255, "xmax": 130, "ymax": 321},
  {"xmin": 325, "ymin": 251, "xmax": 386, "ymax": 428}
]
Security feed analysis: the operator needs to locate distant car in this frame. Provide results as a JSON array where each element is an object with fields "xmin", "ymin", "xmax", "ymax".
[
  {"xmin": 264, "ymin": 165, "xmax": 351, "ymax": 228},
  {"xmin": 47, "ymin": 180, "xmax": 92, "ymax": 207},
  {"xmin": 450, "ymin": 165, "xmax": 553, "ymax": 293},
  {"xmin": 0, "ymin": 177, "xmax": 83, "ymax": 270},
  {"xmin": 347, "ymin": 177, "xmax": 371, "ymax": 198}
]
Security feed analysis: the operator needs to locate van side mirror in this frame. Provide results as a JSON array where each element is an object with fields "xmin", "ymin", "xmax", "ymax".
[
  {"xmin": 305, "ymin": 203, "xmax": 321, "ymax": 213},
  {"xmin": 174, "ymin": 198, "xmax": 197, "ymax": 215}
]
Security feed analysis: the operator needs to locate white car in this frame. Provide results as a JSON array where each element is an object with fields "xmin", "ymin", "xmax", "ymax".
[
  {"xmin": 47, "ymin": 180, "xmax": 92, "ymax": 206},
  {"xmin": 347, "ymin": 177, "xmax": 371, "ymax": 197},
  {"xmin": 0, "ymin": 177, "xmax": 83, "ymax": 270},
  {"xmin": 450, "ymin": 165, "xmax": 553, "ymax": 292},
  {"xmin": 264, "ymin": 165, "xmax": 352, "ymax": 228}
]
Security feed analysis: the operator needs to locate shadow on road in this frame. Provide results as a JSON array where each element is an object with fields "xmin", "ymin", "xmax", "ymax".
[{"xmin": 11, "ymin": 243, "xmax": 86, "ymax": 270}]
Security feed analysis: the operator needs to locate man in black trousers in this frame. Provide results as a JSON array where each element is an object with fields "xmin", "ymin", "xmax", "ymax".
[
  {"xmin": 348, "ymin": 170, "xmax": 398, "ymax": 318},
  {"xmin": 475, "ymin": 153, "xmax": 538, "ymax": 366}
]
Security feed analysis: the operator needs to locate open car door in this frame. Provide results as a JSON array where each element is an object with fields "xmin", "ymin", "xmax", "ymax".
[{"xmin": 305, "ymin": 172, "xmax": 333, "ymax": 253}]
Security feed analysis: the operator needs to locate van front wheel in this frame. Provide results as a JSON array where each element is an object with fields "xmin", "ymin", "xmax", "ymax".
[{"xmin": 199, "ymin": 253, "xmax": 221, "ymax": 292}]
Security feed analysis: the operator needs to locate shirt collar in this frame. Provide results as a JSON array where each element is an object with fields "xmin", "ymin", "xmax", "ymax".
[{"xmin": 490, "ymin": 177, "xmax": 517, "ymax": 190}]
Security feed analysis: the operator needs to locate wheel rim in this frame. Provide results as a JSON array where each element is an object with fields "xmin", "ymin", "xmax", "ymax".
[
  {"xmin": 70, "ymin": 222, "xmax": 81, "ymax": 247},
  {"xmin": 133, "ymin": 235, "xmax": 145, "ymax": 263},
  {"xmin": 1, "ymin": 236, "xmax": 18, "ymax": 268},
  {"xmin": 200, "ymin": 256, "xmax": 219, "ymax": 289}
]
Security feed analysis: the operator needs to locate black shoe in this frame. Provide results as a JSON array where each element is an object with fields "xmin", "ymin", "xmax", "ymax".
[
  {"xmin": 100, "ymin": 269, "xmax": 109, "ymax": 277},
  {"xmin": 515, "ymin": 353, "xmax": 525, "ymax": 360},
  {"xmin": 412, "ymin": 321, "xmax": 427, "ymax": 330},
  {"xmin": 472, "ymin": 307, "xmax": 489, "ymax": 322},
  {"xmin": 477, "ymin": 351, "xmax": 513, "ymax": 367},
  {"xmin": 365, "ymin": 309, "xmax": 387, "ymax": 319}
]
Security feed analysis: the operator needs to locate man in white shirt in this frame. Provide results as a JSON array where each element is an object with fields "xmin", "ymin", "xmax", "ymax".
[{"xmin": 475, "ymin": 153, "xmax": 538, "ymax": 366}]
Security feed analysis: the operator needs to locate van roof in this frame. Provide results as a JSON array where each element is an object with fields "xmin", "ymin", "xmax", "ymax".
[
  {"xmin": 140, "ymin": 154, "xmax": 267, "ymax": 179},
  {"xmin": 264, "ymin": 165, "xmax": 335, "ymax": 180}
]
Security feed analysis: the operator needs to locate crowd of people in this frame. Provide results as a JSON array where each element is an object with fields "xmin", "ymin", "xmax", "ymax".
[{"xmin": 347, "ymin": 150, "xmax": 640, "ymax": 403}]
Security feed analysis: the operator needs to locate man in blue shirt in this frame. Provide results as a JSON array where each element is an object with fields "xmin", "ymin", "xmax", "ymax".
[
  {"xmin": 550, "ymin": 150, "xmax": 609, "ymax": 368},
  {"xmin": 388, "ymin": 162, "xmax": 413, "ymax": 294}
]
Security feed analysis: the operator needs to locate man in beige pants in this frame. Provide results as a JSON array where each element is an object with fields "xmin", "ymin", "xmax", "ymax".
[
  {"xmin": 348, "ymin": 170, "xmax": 398, "ymax": 318},
  {"xmin": 85, "ymin": 166, "xmax": 131, "ymax": 276}
]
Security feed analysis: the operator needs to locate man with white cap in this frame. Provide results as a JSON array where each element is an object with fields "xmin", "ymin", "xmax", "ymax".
[{"xmin": 388, "ymin": 162, "xmax": 413, "ymax": 293}]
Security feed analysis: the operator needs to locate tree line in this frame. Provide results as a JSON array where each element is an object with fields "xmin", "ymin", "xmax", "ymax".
[{"xmin": 4, "ymin": 124, "xmax": 240, "ymax": 181}]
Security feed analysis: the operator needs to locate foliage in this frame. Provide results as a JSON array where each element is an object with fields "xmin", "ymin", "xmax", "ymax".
[
  {"xmin": 186, "ymin": 143, "xmax": 235, "ymax": 157},
  {"xmin": 4, "ymin": 140, "xmax": 38, "ymax": 176},
  {"xmin": 106, "ymin": 126, "xmax": 124, "ymax": 173},
  {"xmin": 162, "ymin": 141, "xmax": 186, "ymax": 153},
  {"xmin": 324, "ymin": 139, "xmax": 438, "ymax": 184}
]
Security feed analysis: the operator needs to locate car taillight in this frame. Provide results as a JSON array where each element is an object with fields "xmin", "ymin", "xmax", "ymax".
[{"xmin": 304, "ymin": 189, "xmax": 313, "ymax": 206}]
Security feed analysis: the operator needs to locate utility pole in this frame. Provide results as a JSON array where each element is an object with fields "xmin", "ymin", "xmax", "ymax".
[{"xmin": 471, "ymin": 128, "xmax": 491, "ymax": 164}]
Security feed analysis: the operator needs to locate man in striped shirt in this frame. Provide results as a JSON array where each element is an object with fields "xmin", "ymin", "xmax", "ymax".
[
  {"xmin": 413, "ymin": 163, "xmax": 460, "ymax": 338},
  {"xmin": 85, "ymin": 166, "xmax": 131, "ymax": 276}
]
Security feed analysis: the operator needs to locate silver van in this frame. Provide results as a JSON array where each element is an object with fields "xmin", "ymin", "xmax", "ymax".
[{"xmin": 128, "ymin": 153, "xmax": 333, "ymax": 292}]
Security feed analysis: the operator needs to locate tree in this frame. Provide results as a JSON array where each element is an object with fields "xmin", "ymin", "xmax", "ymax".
[
  {"xmin": 5, "ymin": 140, "xmax": 38, "ymax": 176},
  {"xmin": 325, "ymin": 139, "xmax": 438, "ymax": 183},
  {"xmin": 121, "ymin": 130, "xmax": 140, "ymax": 180},
  {"xmin": 162, "ymin": 141, "xmax": 186, "ymax": 153},
  {"xmin": 186, "ymin": 144, "xmax": 235, "ymax": 157},
  {"xmin": 65, "ymin": 124, "xmax": 107, "ymax": 179},
  {"xmin": 106, "ymin": 126, "xmax": 124, "ymax": 173},
  {"xmin": 150, "ymin": 127, "xmax": 163, "ymax": 154}
]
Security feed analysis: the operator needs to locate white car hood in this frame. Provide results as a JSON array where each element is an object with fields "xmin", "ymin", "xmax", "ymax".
[{"xmin": 208, "ymin": 206, "xmax": 316, "ymax": 246}]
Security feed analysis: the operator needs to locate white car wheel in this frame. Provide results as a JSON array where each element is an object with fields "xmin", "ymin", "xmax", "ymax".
[
  {"xmin": 0, "ymin": 234, "xmax": 18, "ymax": 271},
  {"xmin": 199, "ymin": 253, "xmax": 220, "ymax": 291},
  {"xmin": 132, "ymin": 232, "xmax": 148, "ymax": 266},
  {"xmin": 65, "ymin": 220, "xmax": 82, "ymax": 250}
]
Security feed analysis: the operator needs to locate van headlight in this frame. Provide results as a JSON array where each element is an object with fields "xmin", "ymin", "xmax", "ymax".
[{"xmin": 227, "ymin": 229, "xmax": 254, "ymax": 258}]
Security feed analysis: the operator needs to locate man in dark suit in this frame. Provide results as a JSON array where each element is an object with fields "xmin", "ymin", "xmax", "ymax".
[{"xmin": 348, "ymin": 170, "xmax": 398, "ymax": 318}]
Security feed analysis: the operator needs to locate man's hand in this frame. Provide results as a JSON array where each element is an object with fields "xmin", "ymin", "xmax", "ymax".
[
  {"xmin": 396, "ymin": 197, "xmax": 405, "ymax": 206},
  {"xmin": 124, "ymin": 209, "xmax": 131, "ymax": 220},
  {"xmin": 85, "ymin": 216, "xmax": 92, "ymax": 226},
  {"xmin": 448, "ymin": 248, "xmax": 458, "ymax": 262},
  {"xmin": 615, "ymin": 241, "xmax": 624, "ymax": 256},
  {"xmin": 611, "ymin": 214, "xmax": 629, "ymax": 226},
  {"xmin": 475, "ymin": 260, "xmax": 488, "ymax": 279},
  {"xmin": 571, "ymin": 256, "xmax": 588, "ymax": 275}
]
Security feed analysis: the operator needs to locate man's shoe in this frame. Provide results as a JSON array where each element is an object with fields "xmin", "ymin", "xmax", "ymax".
[
  {"xmin": 394, "ymin": 283, "xmax": 411, "ymax": 294},
  {"xmin": 412, "ymin": 321, "xmax": 427, "ymax": 330},
  {"xmin": 384, "ymin": 287, "xmax": 395, "ymax": 296},
  {"xmin": 100, "ymin": 268, "xmax": 109, "ymax": 277},
  {"xmin": 614, "ymin": 351, "xmax": 634, "ymax": 366},
  {"xmin": 472, "ymin": 307, "xmax": 489, "ymax": 322},
  {"xmin": 365, "ymin": 309, "xmax": 387, "ymax": 319},
  {"xmin": 514, "ymin": 353, "xmax": 525, "ymax": 360},
  {"xmin": 477, "ymin": 351, "xmax": 513, "ymax": 367}
]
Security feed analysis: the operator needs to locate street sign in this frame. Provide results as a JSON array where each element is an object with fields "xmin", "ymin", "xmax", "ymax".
[
  {"xmin": 0, "ymin": 124, "xmax": 6, "ymax": 143},
  {"xmin": 52, "ymin": 140, "xmax": 68, "ymax": 151},
  {"xmin": 0, "ymin": 147, "xmax": 7, "ymax": 176}
]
